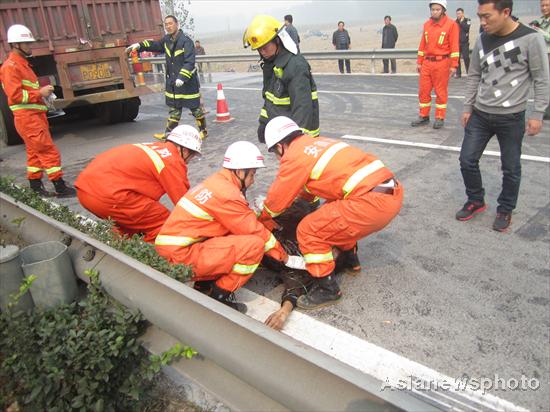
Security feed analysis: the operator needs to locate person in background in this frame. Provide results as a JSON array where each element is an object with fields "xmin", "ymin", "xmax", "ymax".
[
  {"xmin": 0, "ymin": 24, "xmax": 76, "ymax": 197},
  {"xmin": 456, "ymin": 0, "xmax": 549, "ymax": 232},
  {"xmin": 332, "ymin": 21, "xmax": 351, "ymax": 74},
  {"xmin": 456, "ymin": 8, "xmax": 472, "ymax": 77},
  {"xmin": 381, "ymin": 15, "xmax": 399, "ymax": 74},
  {"xmin": 284, "ymin": 14, "xmax": 301, "ymax": 53},
  {"xmin": 530, "ymin": 0, "xmax": 550, "ymax": 119},
  {"xmin": 195, "ymin": 40, "xmax": 206, "ymax": 82}
]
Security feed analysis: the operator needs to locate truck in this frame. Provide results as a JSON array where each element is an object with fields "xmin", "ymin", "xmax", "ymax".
[{"xmin": 0, "ymin": 0, "xmax": 164, "ymax": 145}]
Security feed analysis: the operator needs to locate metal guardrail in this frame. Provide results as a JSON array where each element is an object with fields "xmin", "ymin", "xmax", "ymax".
[{"xmin": 0, "ymin": 192, "xmax": 437, "ymax": 412}]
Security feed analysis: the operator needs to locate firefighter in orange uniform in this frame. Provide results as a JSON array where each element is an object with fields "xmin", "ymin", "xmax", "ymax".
[
  {"xmin": 155, "ymin": 141, "xmax": 298, "ymax": 313},
  {"xmin": 411, "ymin": 0, "xmax": 459, "ymax": 129},
  {"xmin": 0, "ymin": 24, "xmax": 75, "ymax": 196},
  {"xmin": 259, "ymin": 116, "xmax": 403, "ymax": 310},
  {"xmin": 75, "ymin": 125, "xmax": 201, "ymax": 243}
]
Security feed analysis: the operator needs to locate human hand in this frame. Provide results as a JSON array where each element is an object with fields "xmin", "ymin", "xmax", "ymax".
[
  {"xmin": 125, "ymin": 43, "xmax": 140, "ymax": 54},
  {"xmin": 175, "ymin": 78, "xmax": 184, "ymax": 87},
  {"xmin": 39, "ymin": 85, "xmax": 54, "ymax": 97},
  {"xmin": 526, "ymin": 119, "xmax": 543, "ymax": 136},
  {"xmin": 461, "ymin": 112, "xmax": 472, "ymax": 128},
  {"xmin": 416, "ymin": 64, "xmax": 422, "ymax": 73},
  {"xmin": 449, "ymin": 67, "xmax": 457, "ymax": 78},
  {"xmin": 285, "ymin": 255, "xmax": 306, "ymax": 270},
  {"xmin": 265, "ymin": 302, "xmax": 292, "ymax": 330},
  {"xmin": 253, "ymin": 195, "xmax": 265, "ymax": 213}
]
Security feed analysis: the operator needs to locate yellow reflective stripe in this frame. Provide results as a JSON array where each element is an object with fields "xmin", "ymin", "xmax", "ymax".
[
  {"xmin": 143, "ymin": 40, "xmax": 151, "ymax": 47},
  {"xmin": 260, "ymin": 108, "xmax": 268, "ymax": 118},
  {"xmin": 45, "ymin": 166, "xmax": 62, "ymax": 175},
  {"xmin": 304, "ymin": 251, "xmax": 334, "ymax": 264},
  {"xmin": 168, "ymin": 117, "xmax": 180, "ymax": 122},
  {"xmin": 22, "ymin": 90, "xmax": 29, "ymax": 104},
  {"xmin": 342, "ymin": 160, "xmax": 385, "ymax": 198},
  {"xmin": 435, "ymin": 104, "xmax": 447, "ymax": 109},
  {"xmin": 164, "ymin": 44, "xmax": 171, "ymax": 57},
  {"xmin": 22, "ymin": 80, "xmax": 39, "ymax": 89},
  {"xmin": 178, "ymin": 197, "xmax": 214, "ymax": 221},
  {"xmin": 265, "ymin": 91, "xmax": 290, "ymax": 105},
  {"xmin": 438, "ymin": 32, "xmax": 446, "ymax": 45},
  {"xmin": 174, "ymin": 49, "xmax": 184, "ymax": 57},
  {"xmin": 232, "ymin": 262, "xmax": 259, "ymax": 275},
  {"xmin": 302, "ymin": 127, "xmax": 320, "ymax": 137},
  {"xmin": 264, "ymin": 204, "xmax": 283, "ymax": 218},
  {"xmin": 311, "ymin": 91, "xmax": 318, "ymax": 100},
  {"xmin": 27, "ymin": 166, "xmax": 42, "ymax": 173},
  {"xmin": 133, "ymin": 144, "xmax": 165, "ymax": 174},
  {"xmin": 310, "ymin": 196, "xmax": 320, "ymax": 203},
  {"xmin": 264, "ymin": 233, "xmax": 277, "ymax": 252},
  {"xmin": 419, "ymin": 102, "xmax": 432, "ymax": 107},
  {"xmin": 165, "ymin": 91, "xmax": 200, "ymax": 99},
  {"xmin": 310, "ymin": 141, "xmax": 348, "ymax": 180},
  {"xmin": 180, "ymin": 70, "xmax": 192, "ymax": 78},
  {"xmin": 418, "ymin": 51, "xmax": 425, "ymax": 56},
  {"xmin": 424, "ymin": 32, "xmax": 428, "ymax": 43},
  {"xmin": 9, "ymin": 104, "xmax": 48, "ymax": 111},
  {"xmin": 303, "ymin": 185, "xmax": 312, "ymax": 194},
  {"xmin": 273, "ymin": 66, "xmax": 284, "ymax": 78},
  {"xmin": 155, "ymin": 234, "xmax": 204, "ymax": 247},
  {"xmin": 450, "ymin": 52, "xmax": 460, "ymax": 58}
]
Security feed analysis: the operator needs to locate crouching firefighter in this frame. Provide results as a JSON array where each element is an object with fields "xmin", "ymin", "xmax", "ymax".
[
  {"xmin": 126, "ymin": 15, "xmax": 207, "ymax": 140},
  {"xmin": 259, "ymin": 116, "xmax": 404, "ymax": 310},
  {"xmin": 155, "ymin": 141, "xmax": 301, "ymax": 313}
]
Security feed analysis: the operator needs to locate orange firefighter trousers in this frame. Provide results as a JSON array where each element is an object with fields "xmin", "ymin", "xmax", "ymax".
[
  {"xmin": 15, "ymin": 112, "xmax": 63, "ymax": 181},
  {"xmin": 418, "ymin": 59, "xmax": 451, "ymax": 120},
  {"xmin": 173, "ymin": 235, "xmax": 265, "ymax": 292},
  {"xmin": 297, "ymin": 181, "xmax": 403, "ymax": 277},
  {"xmin": 77, "ymin": 189, "xmax": 170, "ymax": 243}
]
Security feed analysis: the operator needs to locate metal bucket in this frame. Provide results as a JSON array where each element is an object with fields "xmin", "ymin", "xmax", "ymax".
[
  {"xmin": 0, "ymin": 244, "xmax": 34, "ymax": 312},
  {"xmin": 20, "ymin": 241, "xmax": 78, "ymax": 309}
]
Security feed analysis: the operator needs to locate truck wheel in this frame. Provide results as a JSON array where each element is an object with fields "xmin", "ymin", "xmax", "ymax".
[
  {"xmin": 96, "ymin": 101, "xmax": 123, "ymax": 125},
  {"xmin": 0, "ymin": 87, "xmax": 23, "ymax": 146},
  {"xmin": 121, "ymin": 97, "xmax": 141, "ymax": 122}
]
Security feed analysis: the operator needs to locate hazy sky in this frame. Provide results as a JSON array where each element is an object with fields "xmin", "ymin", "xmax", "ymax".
[{"xmin": 184, "ymin": 0, "xmax": 541, "ymax": 35}]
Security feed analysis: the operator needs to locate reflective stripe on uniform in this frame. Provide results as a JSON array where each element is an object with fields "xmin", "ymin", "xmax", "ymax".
[
  {"xmin": 418, "ymin": 51, "xmax": 425, "ymax": 56},
  {"xmin": 311, "ymin": 91, "xmax": 318, "ymax": 100},
  {"xmin": 304, "ymin": 251, "xmax": 334, "ymax": 264},
  {"xmin": 435, "ymin": 103, "xmax": 447, "ymax": 109},
  {"xmin": 155, "ymin": 234, "xmax": 205, "ymax": 247},
  {"xmin": 310, "ymin": 142, "xmax": 349, "ymax": 180},
  {"xmin": 27, "ymin": 166, "xmax": 42, "ymax": 173},
  {"xmin": 143, "ymin": 40, "xmax": 151, "ymax": 47},
  {"xmin": 45, "ymin": 166, "xmax": 62, "ymax": 175},
  {"xmin": 302, "ymin": 127, "xmax": 320, "ymax": 137},
  {"xmin": 264, "ymin": 233, "xmax": 277, "ymax": 252},
  {"xmin": 22, "ymin": 80, "xmax": 39, "ymax": 89},
  {"xmin": 260, "ymin": 108, "xmax": 268, "ymax": 118},
  {"xmin": 9, "ymin": 103, "xmax": 48, "ymax": 111},
  {"xmin": 133, "ymin": 144, "xmax": 165, "ymax": 174},
  {"xmin": 342, "ymin": 159, "xmax": 385, "ymax": 198},
  {"xmin": 22, "ymin": 90, "xmax": 29, "ymax": 104},
  {"xmin": 438, "ymin": 32, "xmax": 446, "ymax": 45},
  {"xmin": 165, "ymin": 91, "xmax": 200, "ymax": 99},
  {"xmin": 419, "ymin": 102, "xmax": 432, "ymax": 107},
  {"xmin": 179, "ymin": 68, "xmax": 195, "ymax": 78},
  {"xmin": 178, "ymin": 197, "xmax": 214, "ymax": 221},
  {"xmin": 273, "ymin": 66, "xmax": 284, "ymax": 78},
  {"xmin": 232, "ymin": 262, "xmax": 259, "ymax": 275},
  {"xmin": 174, "ymin": 49, "xmax": 184, "ymax": 57},
  {"xmin": 265, "ymin": 91, "xmax": 290, "ymax": 105},
  {"xmin": 164, "ymin": 44, "xmax": 171, "ymax": 57},
  {"xmin": 450, "ymin": 52, "xmax": 460, "ymax": 58},
  {"xmin": 264, "ymin": 204, "xmax": 283, "ymax": 218}
]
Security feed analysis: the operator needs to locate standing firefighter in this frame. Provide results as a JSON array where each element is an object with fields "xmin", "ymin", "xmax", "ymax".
[
  {"xmin": 75, "ymin": 125, "xmax": 202, "ymax": 243},
  {"xmin": 0, "ymin": 24, "xmax": 76, "ymax": 197},
  {"xmin": 243, "ymin": 15, "xmax": 319, "ymax": 143},
  {"xmin": 156, "ymin": 141, "xmax": 300, "ymax": 313},
  {"xmin": 126, "ymin": 15, "xmax": 207, "ymax": 140},
  {"xmin": 259, "ymin": 116, "xmax": 403, "ymax": 310},
  {"xmin": 411, "ymin": 0, "xmax": 460, "ymax": 129}
]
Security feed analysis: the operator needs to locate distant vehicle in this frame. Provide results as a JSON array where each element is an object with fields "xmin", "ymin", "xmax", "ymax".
[
  {"xmin": 305, "ymin": 30, "xmax": 328, "ymax": 40},
  {"xmin": 0, "ymin": 0, "xmax": 164, "ymax": 145}
]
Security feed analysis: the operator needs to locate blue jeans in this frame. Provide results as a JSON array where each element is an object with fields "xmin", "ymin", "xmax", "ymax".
[{"xmin": 459, "ymin": 109, "xmax": 525, "ymax": 213}]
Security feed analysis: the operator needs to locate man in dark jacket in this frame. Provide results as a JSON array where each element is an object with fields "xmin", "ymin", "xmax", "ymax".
[
  {"xmin": 382, "ymin": 16, "xmax": 399, "ymax": 73},
  {"xmin": 332, "ymin": 21, "xmax": 351, "ymax": 73},
  {"xmin": 244, "ymin": 15, "xmax": 319, "ymax": 143},
  {"xmin": 455, "ymin": 8, "xmax": 471, "ymax": 77},
  {"xmin": 127, "ymin": 15, "xmax": 207, "ymax": 140},
  {"xmin": 284, "ymin": 15, "xmax": 301, "ymax": 53}
]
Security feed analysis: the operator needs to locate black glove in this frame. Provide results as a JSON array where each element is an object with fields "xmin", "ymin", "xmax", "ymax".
[{"xmin": 257, "ymin": 122, "xmax": 266, "ymax": 143}]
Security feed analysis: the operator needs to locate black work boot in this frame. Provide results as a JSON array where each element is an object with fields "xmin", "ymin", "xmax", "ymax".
[
  {"xmin": 193, "ymin": 280, "xmax": 214, "ymax": 295},
  {"xmin": 296, "ymin": 274, "xmax": 342, "ymax": 310},
  {"xmin": 210, "ymin": 284, "xmax": 247, "ymax": 314},
  {"xmin": 335, "ymin": 244, "xmax": 361, "ymax": 274},
  {"xmin": 29, "ymin": 179, "xmax": 54, "ymax": 197},
  {"xmin": 52, "ymin": 178, "xmax": 77, "ymax": 198},
  {"xmin": 411, "ymin": 116, "xmax": 430, "ymax": 127}
]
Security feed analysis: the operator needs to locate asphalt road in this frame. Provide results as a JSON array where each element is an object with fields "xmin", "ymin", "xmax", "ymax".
[{"xmin": 1, "ymin": 72, "xmax": 548, "ymax": 411}]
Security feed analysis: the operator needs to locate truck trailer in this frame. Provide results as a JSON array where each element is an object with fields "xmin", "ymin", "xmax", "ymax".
[{"xmin": 0, "ymin": 0, "xmax": 163, "ymax": 145}]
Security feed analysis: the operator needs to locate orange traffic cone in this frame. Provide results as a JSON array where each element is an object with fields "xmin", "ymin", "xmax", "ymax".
[
  {"xmin": 130, "ymin": 50, "xmax": 145, "ymax": 86},
  {"xmin": 213, "ymin": 83, "xmax": 234, "ymax": 123}
]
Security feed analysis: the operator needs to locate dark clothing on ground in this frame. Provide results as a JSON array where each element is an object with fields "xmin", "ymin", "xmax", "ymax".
[
  {"xmin": 456, "ymin": 17, "xmax": 471, "ymax": 77},
  {"xmin": 332, "ymin": 28, "xmax": 351, "ymax": 73},
  {"xmin": 382, "ymin": 23, "xmax": 399, "ymax": 73}
]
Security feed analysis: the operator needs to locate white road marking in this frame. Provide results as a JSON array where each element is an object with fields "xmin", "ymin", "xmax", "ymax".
[
  {"xmin": 341, "ymin": 134, "xmax": 550, "ymax": 163},
  {"xmin": 237, "ymin": 288, "xmax": 527, "ymax": 412}
]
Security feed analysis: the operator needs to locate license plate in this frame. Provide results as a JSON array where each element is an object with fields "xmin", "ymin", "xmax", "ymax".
[{"xmin": 80, "ymin": 63, "xmax": 111, "ymax": 81}]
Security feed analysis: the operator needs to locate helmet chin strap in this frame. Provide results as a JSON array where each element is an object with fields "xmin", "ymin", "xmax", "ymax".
[
  {"xmin": 15, "ymin": 43, "xmax": 32, "ymax": 58},
  {"xmin": 233, "ymin": 169, "xmax": 250, "ymax": 197}
]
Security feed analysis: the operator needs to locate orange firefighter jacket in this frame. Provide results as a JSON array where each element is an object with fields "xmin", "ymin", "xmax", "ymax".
[
  {"xmin": 417, "ymin": 14, "xmax": 460, "ymax": 68},
  {"xmin": 0, "ymin": 51, "xmax": 48, "ymax": 115},
  {"xmin": 259, "ymin": 134, "xmax": 394, "ymax": 227},
  {"xmin": 156, "ymin": 169, "xmax": 287, "ymax": 262},
  {"xmin": 75, "ymin": 141, "xmax": 189, "ymax": 205}
]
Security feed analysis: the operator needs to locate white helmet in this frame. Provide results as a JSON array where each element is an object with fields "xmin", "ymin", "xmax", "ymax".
[
  {"xmin": 166, "ymin": 125, "xmax": 202, "ymax": 154},
  {"xmin": 430, "ymin": 0, "xmax": 447, "ymax": 10},
  {"xmin": 7, "ymin": 24, "xmax": 36, "ymax": 44},
  {"xmin": 223, "ymin": 141, "xmax": 265, "ymax": 169},
  {"xmin": 265, "ymin": 116, "xmax": 302, "ymax": 152}
]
